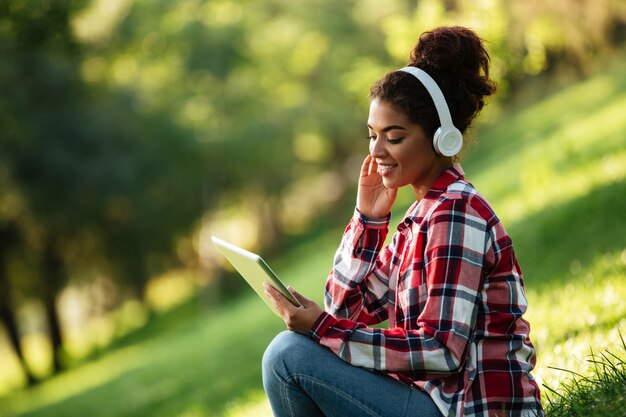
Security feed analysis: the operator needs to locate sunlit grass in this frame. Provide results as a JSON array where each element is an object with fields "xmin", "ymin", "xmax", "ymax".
[
  {"xmin": 0, "ymin": 337, "xmax": 29, "ymax": 392},
  {"xmin": 543, "ymin": 337, "xmax": 626, "ymax": 417},
  {"xmin": 526, "ymin": 250, "xmax": 626, "ymax": 389},
  {"xmin": 223, "ymin": 391, "xmax": 272, "ymax": 417}
]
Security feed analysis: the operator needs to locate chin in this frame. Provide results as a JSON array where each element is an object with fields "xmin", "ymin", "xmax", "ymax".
[{"xmin": 382, "ymin": 178, "xmax": 401, "ymax": 189}]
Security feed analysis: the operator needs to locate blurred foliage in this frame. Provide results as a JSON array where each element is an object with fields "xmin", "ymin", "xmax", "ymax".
[{"xmin": 0, "ymin": 0, "xmax": 625, "ymax": 389}]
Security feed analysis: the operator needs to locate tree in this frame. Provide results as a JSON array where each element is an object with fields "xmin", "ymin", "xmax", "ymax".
[
  {"xmin": 0, "ymin": 0, "xmax": 205, "ymax": 376},
  {"xmin": 0, "ymin": 223, "xmax": 37, "ymax": 385}
]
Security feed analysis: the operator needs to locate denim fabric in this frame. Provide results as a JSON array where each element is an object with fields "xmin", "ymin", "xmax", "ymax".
[{"xmin": 262, "ymin": 331, "xmax": 442, "ymax": 417}]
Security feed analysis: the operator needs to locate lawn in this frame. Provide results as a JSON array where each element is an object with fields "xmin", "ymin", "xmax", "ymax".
[{"xmin": 0, "ymin": 61, "xmax": 625, "ymax": 416}]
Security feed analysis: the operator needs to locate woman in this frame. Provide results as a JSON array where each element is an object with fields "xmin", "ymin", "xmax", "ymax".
[{"xmin": 263, "ymin": 26, "xmax": 543, "ymax": 417}]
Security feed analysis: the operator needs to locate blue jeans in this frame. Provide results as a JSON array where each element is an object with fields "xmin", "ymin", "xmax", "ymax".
[{"xmin": 262, "ymin": 331, "xmax": 442, "ymax": 417}]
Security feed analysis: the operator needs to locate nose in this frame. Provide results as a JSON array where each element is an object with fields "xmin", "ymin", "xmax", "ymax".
[{"xmin": 369, "ymin": 137, "xmax": 386, "ymax": 158}]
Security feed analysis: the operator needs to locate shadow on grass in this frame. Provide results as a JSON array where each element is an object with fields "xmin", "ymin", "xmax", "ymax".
[
  {"xmin": 466, "ymin": 64, "xmax": 626, "ymax": 175},
  {"xmin": 509, "ymin": 178, "xmax": 626, "ymax": 290}
]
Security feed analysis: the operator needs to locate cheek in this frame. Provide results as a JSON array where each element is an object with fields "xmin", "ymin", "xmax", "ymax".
[{"xmin": 400, "ymin": 144, "xmax": 430, "ymax": 168}]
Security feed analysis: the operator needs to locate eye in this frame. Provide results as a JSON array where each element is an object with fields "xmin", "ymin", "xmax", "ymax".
[
  {"xmin": 366, "ymin": 135, "xmax": 376, "ymax": 141},
  {"xmin": 387, "ymin": 138, "xmax": 404, "ymax": 144}
]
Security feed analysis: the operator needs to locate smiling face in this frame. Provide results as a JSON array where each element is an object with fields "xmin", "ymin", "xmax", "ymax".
[{"xmin": 367, "ymin": 98, "xmax": 452, "ymax": 200}]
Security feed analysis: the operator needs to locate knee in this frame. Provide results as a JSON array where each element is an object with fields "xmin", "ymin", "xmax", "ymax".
[{"xmin": 262, "ymin": 330, "xmax": 314, "ymax": 378}]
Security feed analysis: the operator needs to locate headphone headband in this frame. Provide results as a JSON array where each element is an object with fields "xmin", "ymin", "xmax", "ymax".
[
  {"xmin": 397, "ymin": 67, "xmax": 455, "ymax": 130},
  {"xmin": 396, "ymin": 66, "xmax": 462, "ymax": 157}
]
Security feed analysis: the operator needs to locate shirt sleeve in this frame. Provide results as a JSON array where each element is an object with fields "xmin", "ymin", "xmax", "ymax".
[
  {"xmin": 311, "ymin": 198, "xmax": 488, "ymax": 377},
  {"xmin": 323, "ymin": 208, "xmax": 393, "ymax": 325}
]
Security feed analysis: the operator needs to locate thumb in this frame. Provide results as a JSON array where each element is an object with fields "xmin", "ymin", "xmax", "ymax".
[{"xmin": 288, "ymin": 286, "xmax": 308, "ymax": 305}]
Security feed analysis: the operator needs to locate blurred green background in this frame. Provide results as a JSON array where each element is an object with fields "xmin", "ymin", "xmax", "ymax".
[{"xmin": 0, "ymin": 0, "xmax": 625, "ymax": 416}]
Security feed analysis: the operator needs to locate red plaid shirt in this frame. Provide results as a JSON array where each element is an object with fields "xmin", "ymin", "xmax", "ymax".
[{"xmin": 310, "ymin": 166, "xmax": 543, "ymax": 417}]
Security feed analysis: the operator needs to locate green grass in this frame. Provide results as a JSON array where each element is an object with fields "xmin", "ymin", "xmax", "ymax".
[
  {"xmin": 1, "ymin": 61, "xmax": 625, "ymax": 416},
  {"xmin": 542, "ymin": 334, "xmax": 626, "ymax": 417}
]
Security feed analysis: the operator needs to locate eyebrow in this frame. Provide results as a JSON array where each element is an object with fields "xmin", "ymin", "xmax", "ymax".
[{"xmin": 367, "ymin": 124, "xmax": 407, "ymax": 132}]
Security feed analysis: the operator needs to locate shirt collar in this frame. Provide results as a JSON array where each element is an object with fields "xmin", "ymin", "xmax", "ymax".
[
  {"xmin": 423, "ymin": 164, "xmax": 465, "ymax": 200},
  {"xmin": 403, "ymin": 165, "xmax": 465, "ymax": 223}
]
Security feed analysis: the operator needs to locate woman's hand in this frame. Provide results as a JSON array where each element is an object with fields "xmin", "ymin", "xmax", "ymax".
[
  {"xmin": 356, "ymin": 154, "xmax": 398, "ymax": 218},
  {"xmin": 264, "ymin": 283, "xmax": 324, "ymax": 335}
]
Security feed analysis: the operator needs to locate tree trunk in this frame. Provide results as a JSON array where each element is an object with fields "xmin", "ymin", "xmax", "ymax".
[
  {"xmin": 42, "ymin": 238, "xmax": 65, "ymax": 374},
  {"xmin": 0, "ymin": 224, "xmax": 37, "ymax": 385},
  {"xmin": 42, "ymin": 293, "xmax": 63, "ymax": 373},
  {"xmin": 0, "ymin": 303, "xmax": 37, "ymax": 386}
]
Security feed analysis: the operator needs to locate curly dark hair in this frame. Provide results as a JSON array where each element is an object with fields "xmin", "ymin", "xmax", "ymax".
[{"xmin": 370, "ymin": 26, "xmax": 497, "ymax": 146}]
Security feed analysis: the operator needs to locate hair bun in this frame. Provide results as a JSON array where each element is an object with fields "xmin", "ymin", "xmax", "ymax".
[
  {"xmin": 407, "ymin": 26, "xmax": 496, "ymax": 127},
  {"xmin": 409, "ymin": 26, "xmax": 488, "ymax": 77}
]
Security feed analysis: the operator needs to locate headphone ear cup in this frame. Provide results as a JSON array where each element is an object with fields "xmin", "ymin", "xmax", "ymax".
[
  {"xmin": 433, "ymin": 127, "xmax": 444, "ymax": 155},
  {"xmin": 433, "ymin": 127, "xmax": 463, "ymax": 157}
]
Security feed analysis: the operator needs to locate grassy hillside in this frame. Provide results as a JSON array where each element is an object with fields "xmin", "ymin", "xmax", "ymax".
[{"xmin": 1, "ymin": 62, "xmax": 625, "ymax": 416}]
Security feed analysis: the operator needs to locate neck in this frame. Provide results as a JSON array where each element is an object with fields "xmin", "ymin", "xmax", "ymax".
[{"xmin": 411, "ymin": 158, "xmax": 453, "ymax": 201}]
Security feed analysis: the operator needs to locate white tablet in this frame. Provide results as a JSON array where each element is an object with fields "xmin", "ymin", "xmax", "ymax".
[{"xmin": 211, "ymin": 236, "xmax": 301, "ymax": 315}]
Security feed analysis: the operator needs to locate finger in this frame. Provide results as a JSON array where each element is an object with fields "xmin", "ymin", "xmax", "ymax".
[
  {"xmin": 266, "ymin": 282, "xmax": 299, "ymax": 315},
  {"xmin": 360, "ymin": 154, "xmax": 372, "ymax": 177},
  {"xmin": 287, "ymin": 286, "xmax": 309, "ymax": 305},
  {"xmin": 368, "ymin": 156, "xmax": 377, "ymax": 176},
  {"xmin": 264, "ymin": 282, "xmax": 283, "ymax": 306}
]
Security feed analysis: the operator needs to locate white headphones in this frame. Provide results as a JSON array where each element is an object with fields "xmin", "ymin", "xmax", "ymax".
[{"xmin": 397, "ymin": 66, "xmax": 463, "ymax": 157}]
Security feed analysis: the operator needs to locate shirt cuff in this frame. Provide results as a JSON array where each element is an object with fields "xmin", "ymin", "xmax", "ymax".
[
  {"xmin": 353, "ymin": 208, "xmax": 391, "ymax": 229},
  {"xmin": 309, "ymin": 311, "xmax": 338, "ymax": 342}
]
